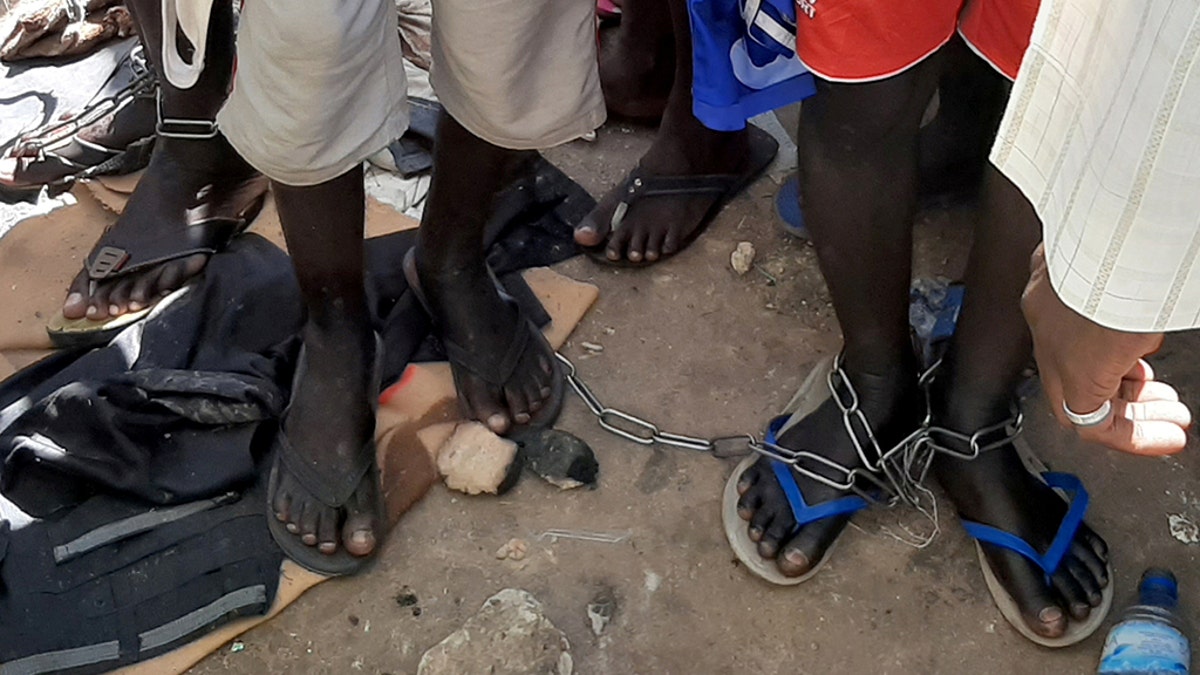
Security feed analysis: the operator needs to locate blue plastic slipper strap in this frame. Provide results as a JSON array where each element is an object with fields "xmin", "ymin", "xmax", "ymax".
[
  {"xmin": 960, "ymin": 472, "xmax": 1089, "ymax": 577},
  {"xmin": 765, "ymin": 415, "xmax": 868, "ymax": 529}
]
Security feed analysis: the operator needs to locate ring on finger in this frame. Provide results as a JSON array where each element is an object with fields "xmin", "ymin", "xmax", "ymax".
[{"xmin": 1063, "ymin": 399, "xmax": 1113, "ymax": 427}]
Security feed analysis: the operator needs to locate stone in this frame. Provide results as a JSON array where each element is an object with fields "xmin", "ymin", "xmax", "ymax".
[
  {"xmin": 494, "ymin": 538, "xmax": 529, "ymax": 561},
  {"xmin": 586, "ymin": 589, "xmax": 616, "ymax": 637},
  {"xmin": 520, "ymin": 429, "xmax": 598, "ymax": 490},
  {"xmin": 437, "ymin": 422, "xmax": 522, "ymax": 495},
  {"xmin": 730, "ymin": 241, "xmax": 756, "ymax": 275},
  {"xmin": 417, "ymin": 589, "xmax": 573, "ymax": 675}
]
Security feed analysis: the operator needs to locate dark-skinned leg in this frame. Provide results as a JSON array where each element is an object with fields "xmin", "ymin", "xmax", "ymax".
[
  {"xmin": 576, "ymin": 0, "xmax": 751, "ymax": 264},
  {"xmin": 413, "ymin": 112, "xmax": 555, "ymax": 436},
  {"xmin": 931, "ymin": 164, "xmax": 1110, "ymax": 639},
  {"xmin": 735, "ymin": 60, "xmax": 941, "ymax": 575},
  {"xmin": 270, "ymin": 166, "xmax": 381, "ymax": 557},
  {"xmin": 62, "ymin": 0, "xmax": 262, "ymax": 322},
  {"xmin": 598, "ymin": 0, "xmax": 675, "ymax": 121}
]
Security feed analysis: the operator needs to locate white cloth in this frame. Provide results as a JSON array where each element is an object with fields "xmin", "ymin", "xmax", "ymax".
[
  {"xmin": 992, "ymin": 0, "xmax": 1200, "ymax": 332},
  {"xmin": 217, "ymin": 0, "xmax": 410, "ymax": 186}
]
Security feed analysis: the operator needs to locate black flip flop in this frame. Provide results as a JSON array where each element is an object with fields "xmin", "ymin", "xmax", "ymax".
[
  {"xmin": 46, "ymin": 172, "xmax": 270, "ymax": 349},
  {"xmin": 402, "ymin": 248, "xmax": 565, "ymax": 437},
  {"xmin": 266, "ymin": 337, "xmax": 386, "ymax": 577},
  {"xmin": 584, "ymin": 123, "xmax": 778, "ymax": 268}
]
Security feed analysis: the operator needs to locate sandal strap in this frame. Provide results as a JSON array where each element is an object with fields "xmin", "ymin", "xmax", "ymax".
[
  {"xmin": 156, "ymin": 89, "xmax": 218, "ymax": 139},
  {"xmin": 276, "ymin": 433, "xmax": 374, "ymax": 508},
  {"xmin": 610, "ymin": 168, "xmax": 741, "ymax": 230},
  {"xmin": 86, "ymin": 216, "xmax": 244, "ymax": 281},
  {"xmin": 770, "ymin": 460, "xmax": 868, "ymax": 529},
  {"xmin": 441, "ymin": 305, "xmax": 532, "ymax": 386},
  {"xmin": 961, "ymin": 472, "xmax": 1088, "ymax": 577}
]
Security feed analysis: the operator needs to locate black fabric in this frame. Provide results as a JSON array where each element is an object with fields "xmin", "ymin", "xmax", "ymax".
[{"xmin": 0, "ymin": 153, "xmax": 592, "ymax": 673}]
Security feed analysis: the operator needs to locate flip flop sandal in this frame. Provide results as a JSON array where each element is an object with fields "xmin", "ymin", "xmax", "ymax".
[
  {"xmin": 963, "ymin": 439, "xmax": 1114, "ymax": 648},
  {"xmin": 402, "ymin": 248, "xmax": 566, "ymax": 437},
  {"xmin": 267, "ymin": 335, "xmax": 387, "ymax": 577},
  {"xmin": 723, "ymin": 357, "xmax": 870, "ymax": 585},
  {"xmin": 1, "ymin": 134, "xmax": 155, "ymax": 196},
  {"xmin": 585, "ymin": 123, "xmax": 779, "ymax": 268},
  {"xmin": 45, "ymin": 172, "xmax": 271, "ymax": 349}
]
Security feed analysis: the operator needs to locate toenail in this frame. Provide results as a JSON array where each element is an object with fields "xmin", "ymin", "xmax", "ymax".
[
  {"xmin": 301, "ymin": 534, "xmax": 317, "ymax": 545},
  {"xmin": 65, "ymin": 292, "xmax": 83, "ymax": 306},
  {"xmin": 86, "ymin": 306, "xmax": 100, "ymax": 318},
  {"xmin": 488, "ymin": 413, "xmax": 507, "ymax": 431},
  {"xmin": 109, "ymin": 305, "xmax": 120, "ymax": 316},
  {"xmin": 784, "ymin": 549, "xmax": 810, "ymax": 567},
  {"xmin": 275, "ymin": 511, "xmax": 288, "ymax": 522},
  {"xmin": 286, "ymin": 523, "xmax": 299, "ymax": 534},
  {"xmin": 515, "ymin": 413, "xmax": 531, "ymax": 424},
  {"xmin": 129, "ymin": 301, "xmax": 143, "ymax": 311},
  {"xmin": 319, "ymin": 542, "xmax": 336, "ymax": 554},
  {"xmin": 1038, "ymin": 606, "xmax": 1063, "ymax": 623},
  {"xmin": 351, "ymin": 531, "xmax": 373, "ymax": 546}
]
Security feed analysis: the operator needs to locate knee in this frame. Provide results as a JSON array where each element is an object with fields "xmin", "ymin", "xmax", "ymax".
[{"xmin": 801, "ymin": 67, "xmax": 939, "ymax": 154}]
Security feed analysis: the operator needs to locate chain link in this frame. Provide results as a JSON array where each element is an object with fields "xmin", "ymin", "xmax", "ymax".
[
  {"xmin": 555, "ymin": 350, "xmax": 1024, "ymax": 509},
  {"xmin": 555, "ymin": 352, "xmax": 755, "ymax": 457}
]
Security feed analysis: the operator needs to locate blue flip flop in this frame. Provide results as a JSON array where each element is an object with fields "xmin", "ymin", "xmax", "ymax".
[
  {"xmin": 964, "ymin": 444, "xmax": 1113, "ymax": 647},
  {"xmin": 723, "ymin": 413, "xmax": 870, "ymax": 586}
]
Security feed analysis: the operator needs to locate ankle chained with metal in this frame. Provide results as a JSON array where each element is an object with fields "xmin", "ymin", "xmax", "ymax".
[{"xmin": 554, "ymin": 350, "xmax": 1025, "ymax": 547}]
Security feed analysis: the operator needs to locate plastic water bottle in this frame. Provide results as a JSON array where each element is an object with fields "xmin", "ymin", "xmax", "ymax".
[{"xmin": 1098, "ymin": 568, "xmax": 1191, "ymax": 674}]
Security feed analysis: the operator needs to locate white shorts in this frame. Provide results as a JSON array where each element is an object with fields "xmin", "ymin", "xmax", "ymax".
[{"xmin": 209, "ymin": 0, "xmax": 604, "ymax": 186}]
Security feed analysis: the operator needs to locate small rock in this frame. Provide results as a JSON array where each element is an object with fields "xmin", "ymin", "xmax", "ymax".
[
  {"xmin": 586, "ymin": 590, "xmax": 616, "ymax": 637},
  {"xmin": 581, "ymin": 341, "xmax": 604, "ymax": 353},
  {"xmin": 495, "ymin": 538, "xmax": 529, "ymax": 561},
  {"xmin": 396, "ymin": 587, "xmax": 419, "ymax": 608},
  {"xmin": 520, "ymin": 429, "xmax": 599, "ymax": 490},
  {"xmin": 348, "ymin": 614, "xmax": 360, "ymax": 627},
  {"xmin": 1169, "ymin": 514, "xmax": 1199, "ymax": 544},
  {"xmin": 230, "ymin": 641, "xmax": 245, "ymax": 653},
  {"xmin": 437, "ymin": 422, "xmax": 522, "ymax": 495},
  {"xmin": 417, "ymin": 589, "xmax": 573, "ymax": 675},
  {"xmin": 730, "ymin": 241, "xmax": 756, "ymax": 275}
]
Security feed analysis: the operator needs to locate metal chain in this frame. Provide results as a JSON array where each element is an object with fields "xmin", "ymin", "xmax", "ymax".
[
  {"xmin": 555, "ymin": 350, "xmax": 1023, "ymax": 509},
  {"xmin": 555, "ymin": 352, "xmax": 755, "ymax": 458}
]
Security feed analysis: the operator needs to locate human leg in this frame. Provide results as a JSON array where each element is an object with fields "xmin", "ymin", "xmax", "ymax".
[
  {"xmin": 575, "ymin": 0, "xmax": 765, "ymax": 265},
  {"xmin": 929, "ymin": 164, "xmax": 1110, "ymax": 641},
  {"xmin": 736, "ymin": 59, "xmax": 941, "ymax": 575},
  {"xmin": 61, "ymin": 0, "xmax": 265, "ymax": 323},
  {"xmin": 597, "ymin": 0, "xmax": 676, "ymax": 121}
]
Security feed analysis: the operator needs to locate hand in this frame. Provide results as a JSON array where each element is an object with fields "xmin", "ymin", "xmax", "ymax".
[{"xmin": 1022, "ymin": 244, "xmax": 1191, "ymax": 454}]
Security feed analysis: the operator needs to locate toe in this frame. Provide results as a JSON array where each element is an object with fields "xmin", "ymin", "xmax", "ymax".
[
  {"xmin": 129, "ymin": 268, "xmax": 165, "ymax": 310},
  {"xmin": 463, "ymin": 383, "xmax": 510, "ymax": 435},
  {"xmin": 316, "ymin": 508, "xmax": 339, "ymax": 555},
  {"xmin": 643, "ymin": 229, "xmax": 665, "ymax": 263},
  {"xmin": 107, "ymin": 278, "xmax": 135, "ymax": 316},
  {"xmin": 778, "ymin": 517, "xmax": 846, "ymax": 577},
  {"xmin": 1051, "ymin": 566, "xmax": 1093, "ymax": 621},
  {"xmin": 606, "ymin": 224, "xmax": 632, "ymax": 261},
  {"xmin": 87, "ymin": 283, "xmax": 113, "ymax": 320},
  {"xmin": 343, "ymin": 479, "xmax": 379, "ymax": 558},
  {"xmin": 736, "ymin": 464, "xmax": 762, "ymax": 496},
  {"xmin": 504, "ymin": 384, "xmax": 532, "ymax": 426},
  {"xmin": 1064, "ymin": 555, "xmax": 1103, "ymax": 608},
  {"xmin": 298, "ymin": 501, "xmax": 320, "ymax": 547},
  {"xmin": 574, "ymin": 214, "xmax": 608, "ymax": 248},
  {"xmin": 63, "ymin": 270, "xmax": 91, "ymax": 319},
  {"xmin": 626, "ymin": 229, "xmax": 648, "ymax": 263}
]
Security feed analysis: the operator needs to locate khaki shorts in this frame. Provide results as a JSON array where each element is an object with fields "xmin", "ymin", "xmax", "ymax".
[{"xmin": 216, "ymin": 0, "xmax": 604, "ymax": 186}]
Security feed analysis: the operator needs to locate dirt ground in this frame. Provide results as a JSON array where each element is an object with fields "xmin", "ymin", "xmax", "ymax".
[{"xmin": 190, "ymin": 121, "xmax": 1200, "ymax": 675}]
